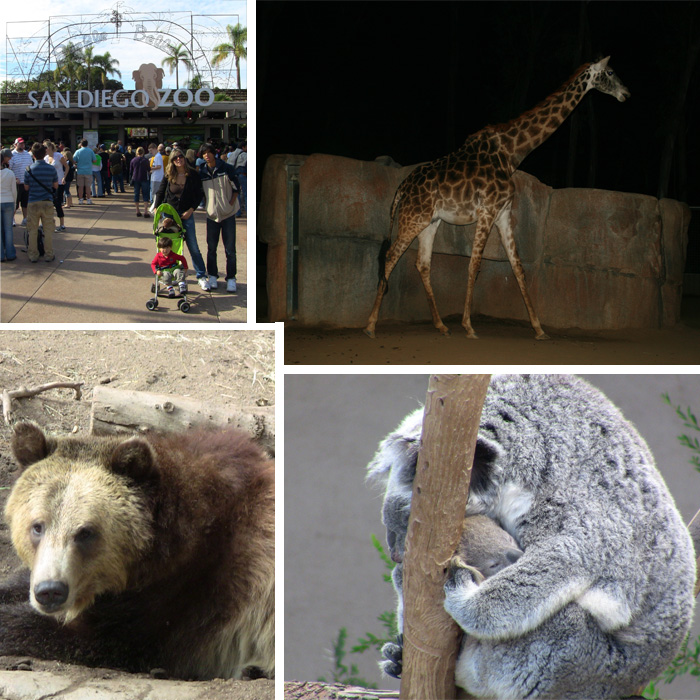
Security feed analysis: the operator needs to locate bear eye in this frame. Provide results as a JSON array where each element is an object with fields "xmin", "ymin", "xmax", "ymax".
[
  {"xmin": 30, "ymin": 522, "xmax": 44, "ymax": 545},
  {"xmin": 74, "ymin": 526, "xmax": 97, "ymax": 544}
]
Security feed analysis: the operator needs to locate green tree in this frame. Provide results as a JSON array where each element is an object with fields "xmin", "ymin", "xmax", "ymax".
[
  {"xmin": 54, "ymin": 42, "xmax": 84, "ymax": 90},
  {"xmin": 161, "ymin": 43, "xmax": 193, "ymax": 89},
  {"xmin": 211, "ymin": 23, "xmax": 247, "ymax": 89},
  {"xmin": 185, "ymin": 74, "xmax": 206, "ymax": 90},
  {"xmin": 93, "ymin": 51, "xmax": 122, "ymax": 88}
]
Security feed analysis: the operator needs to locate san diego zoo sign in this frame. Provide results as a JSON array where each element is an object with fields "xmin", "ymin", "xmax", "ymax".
[{"xmin": 28, "ymin": 87, "xmax": 216, "ymax": 110}]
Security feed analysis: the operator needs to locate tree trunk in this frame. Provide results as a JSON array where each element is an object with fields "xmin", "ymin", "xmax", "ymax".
[
  {"xmin": 89, "ymin": 385, "xmax": 275, "ymax": 454},
  {"xmin": 400, "ymin": 375, "xmax": 491, "ymax": 700}
]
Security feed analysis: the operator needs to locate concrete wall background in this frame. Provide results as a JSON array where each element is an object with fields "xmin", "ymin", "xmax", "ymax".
[
  {"xmin": 285, "ymin": 374, "xmax": 700, "ymax": 698},
  {"xmin": 261, "ymin": 154, "xmax": 690, "ymax": 331}
]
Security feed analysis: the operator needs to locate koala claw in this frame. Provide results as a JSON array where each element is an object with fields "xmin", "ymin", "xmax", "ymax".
[
  {"xmin": 380, "ymin": 634, "xmax": 403, "ymax": 678},
  {"xmin": 446, "ymin": 557, "xmax": 485, "ymax": 590}
]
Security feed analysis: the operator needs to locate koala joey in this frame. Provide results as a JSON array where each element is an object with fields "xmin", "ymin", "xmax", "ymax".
[
  {"xmin": 381, "ymin": 514, "xmax": 523, "ymax": 679},
  {"xmin": 368, "ymin": 375, "xmax": 696, "ymax": 699}
]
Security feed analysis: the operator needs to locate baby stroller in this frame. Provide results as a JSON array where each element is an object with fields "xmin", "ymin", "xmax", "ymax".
[{"xmin": 146, "ymin": 203, "xmax": 191, "ymax": 312}]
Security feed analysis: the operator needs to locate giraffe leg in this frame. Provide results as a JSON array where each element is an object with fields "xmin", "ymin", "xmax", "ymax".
[
  {"xmin": 364, "ymin": 235, "xmax": 414, "ymax": 338},
  {"xmin": 416, "ymin": 220, "xmax": 450, "ymax": 335},
  {"xmin": 494, "ymin": 203, "xmax": 549, "ymax": 340},
  {"xmin": 461, "ymin": 214, "xmax": 493, "ymax": 339}
]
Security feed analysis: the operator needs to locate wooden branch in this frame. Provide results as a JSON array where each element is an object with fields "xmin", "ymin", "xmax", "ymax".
[
  {"xmin": 90, "ymin": 385, "xmax": 275, "ymax": 454},
  {"xmin": 688, "ymin": 507, "xmax": 700, "ymax": 598},
  {"xmin": 2, "ymin": 382, "xmax": 83, "ymax": 423},
  {"xmin": 284, "ymin": 682, "xmax": 398, "ymax": 699},
  {"xmin": 401, "ymin": 375, "xmax": 491, "ymax": 700}
]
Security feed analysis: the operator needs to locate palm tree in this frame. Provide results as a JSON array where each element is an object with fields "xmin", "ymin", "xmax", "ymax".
[
  {"xmin": 161, "ymin": 44, "xmax": 193, "ymax": 89},
  {"xmin": 83, "ymin": 46, "xmax": 96, "ymax": 91},
  {"xmin": 185, "ymin": 74, "xmax": 206, "ymax": 90},
  {"xmin": 211, "ymin": 23, "xmax": 247, "ymax": 89},
  {"xmin": 93, "ymin": 51, "xmax": 122, "ymax": 88},
  {"xmin": 54, "ymin": 42, "xmax": 83, "ymax": 90}
]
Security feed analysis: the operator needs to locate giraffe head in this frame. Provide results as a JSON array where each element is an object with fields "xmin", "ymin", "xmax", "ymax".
[{"xmin": 587, "ymin": 56, "xmax": 631, "ymax": 102}]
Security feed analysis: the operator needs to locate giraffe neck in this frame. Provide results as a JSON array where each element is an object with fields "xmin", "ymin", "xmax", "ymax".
[{"xmin": 498, "ymin": 63, "xmax": 594, "ymax": 169}]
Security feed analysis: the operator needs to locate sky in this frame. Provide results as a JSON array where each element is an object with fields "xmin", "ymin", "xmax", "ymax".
[
  {"xmin": 258, "ymin": 1, "xmax": 700, "ymax": 204},
  {"xmin": 2, "ymin": 0, "xmax": 247, "ymax": 90}
]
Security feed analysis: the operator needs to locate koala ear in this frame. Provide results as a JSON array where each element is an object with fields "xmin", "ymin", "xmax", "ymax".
[
  {"xmin": 505, "ymin": 547, "xmax": 524, "ymax": 565},
  {"xmin": 11, "ymin": 421, "xmax": 56, "ymax": 469},
  {"xmin": 109, "ymin": 437, "xmax": 159, "ymax": 485},
  {"xmin": 470, "ymin": 434, "xmax": 505, "ymax": 495},
  {"xmin": 367, "ymin": 407, "xmax": 423, "ymax": 484}
]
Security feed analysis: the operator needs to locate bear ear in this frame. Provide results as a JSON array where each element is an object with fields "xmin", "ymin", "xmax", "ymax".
[
  {"xmin": 12, "ymin": 421, "xmax": 56, "ymax": 469},
  {"xmin": 109, "ymin": 437, "xmax": 159, "ymax": 485}
]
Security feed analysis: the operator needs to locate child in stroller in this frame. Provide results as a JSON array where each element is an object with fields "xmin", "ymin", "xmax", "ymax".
[
  {"xmin": 151, "ymin": 231, "xmax": 188, "ymax": 297},
  {"xmin": 146, "ymin": 204, "xmax": 191, "ymax": 312}
]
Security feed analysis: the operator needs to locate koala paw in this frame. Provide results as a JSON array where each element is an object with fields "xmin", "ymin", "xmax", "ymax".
[
  {"xmin": 380, "ymin": 634, "xmax": 403, "ymax": 679},
  {"xmin": 445, "ymin": 556, "xmax": 484, "ymax": 593}
]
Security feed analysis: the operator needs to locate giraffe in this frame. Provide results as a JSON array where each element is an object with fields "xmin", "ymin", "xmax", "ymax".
[{"xmin": 364, "ymin": 56, "xmax": 630, "ymax": 340}]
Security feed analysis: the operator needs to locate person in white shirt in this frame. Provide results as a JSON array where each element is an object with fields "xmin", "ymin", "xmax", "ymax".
[
  {"xmin": 8, "ymin": 138, "xmax": 32, "ymax": 226},
  {"xmin": 1, "ymin": 148, "xmax": 18, "ymax": 260},
  {"xmin": 44, "ymin": 141, "xmax": 67, "ymax": 232},
  {"xmin": 148, "ymin": 143, "xmax": 164, "ymax": 205}
]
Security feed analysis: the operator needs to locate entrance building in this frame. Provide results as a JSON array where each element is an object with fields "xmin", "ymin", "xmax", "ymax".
[{"xmin": 1, "ymin": 89, "xmax": 246, "ymax": 151}]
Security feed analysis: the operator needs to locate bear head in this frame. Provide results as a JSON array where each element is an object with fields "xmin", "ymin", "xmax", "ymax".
[{"xmin": 5, "ymin": 422, "xmax": 158, "ymax": 623}]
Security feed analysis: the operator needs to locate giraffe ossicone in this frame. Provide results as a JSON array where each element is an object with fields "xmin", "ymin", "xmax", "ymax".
[{"xmin": 364, "ymin": 57, "xmax": 630, "ymax": 340}]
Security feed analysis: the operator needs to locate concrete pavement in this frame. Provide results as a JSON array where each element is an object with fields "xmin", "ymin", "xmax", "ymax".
[{"xmin": 0, "ymin": 192, "xmax": 247, "ymax": 323}]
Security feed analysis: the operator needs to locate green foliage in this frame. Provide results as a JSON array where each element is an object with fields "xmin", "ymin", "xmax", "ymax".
[
  {"xmin": 318, "ymin": 627, "xmax": 377, "ymax": 688},
  {"xmin": 643, "ymin": 634, "xmax": 700, "ymax": 698},
  {"xmin": 318, "ymin": 535, "xmax": 398, "ymax": 688},
  {"xmin": 642, "ymin": 393, "xmax": 700, "ymax": 698},
  {"xmin": 662, "ymin": 393, "xmax": 700, "ymax": 472}
]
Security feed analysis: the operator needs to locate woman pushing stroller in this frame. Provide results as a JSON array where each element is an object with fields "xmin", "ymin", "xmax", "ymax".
[{"xmin": 151, "ymin": 148, "xmax": 210, "ymax": 290}]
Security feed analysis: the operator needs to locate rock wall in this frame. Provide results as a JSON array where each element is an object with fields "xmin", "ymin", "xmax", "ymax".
[{"xmin": 259, "ymin": 153, "xmax": 690, "ymax": 330}]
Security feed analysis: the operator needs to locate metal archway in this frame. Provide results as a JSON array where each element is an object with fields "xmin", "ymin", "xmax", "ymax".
[{"xmin": 5, "ymin": 2, "xmax": 245, "ymax": 91}]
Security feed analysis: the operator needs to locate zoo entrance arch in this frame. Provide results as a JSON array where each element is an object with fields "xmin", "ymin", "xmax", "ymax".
[{"xmin": 5, "ymin": 2, "xmax": 245, "ymax": 92}]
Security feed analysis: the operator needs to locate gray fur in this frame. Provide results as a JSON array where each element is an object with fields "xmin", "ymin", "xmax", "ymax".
[{"xmin": 367, "ymin": 375, "xmax": 696, "ymax": 699}]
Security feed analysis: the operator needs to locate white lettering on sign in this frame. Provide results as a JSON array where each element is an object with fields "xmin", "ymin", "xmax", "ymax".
[{"xmin": 27, "ymin": 88, "xmax": 218, "ymax": 110}]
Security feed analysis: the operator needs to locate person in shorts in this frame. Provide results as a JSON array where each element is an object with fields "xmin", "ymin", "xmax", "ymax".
[{"xmin": 72, "ymin": 139, "xmax": 97, "ymax": 204}]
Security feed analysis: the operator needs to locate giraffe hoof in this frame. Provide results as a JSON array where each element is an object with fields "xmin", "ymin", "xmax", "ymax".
[
  {"xmin": 437, "ymin": 326, "xmax": 451, "ymax": 337},
  {"xmin": 535, "ymin": 332, "xmax": 551, "ymax": 341},
  {"xmin": 464, "ymin": 330, "xmax": 479, "ymax": 340},
  {"xmin": 363, "ymin": 328, "xmax": 376, "ymax": 339}
]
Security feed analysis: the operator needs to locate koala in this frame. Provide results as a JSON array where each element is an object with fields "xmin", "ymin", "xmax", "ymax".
[
  {"xmin": 381, "ymin": 514, "xmax": 523, "ymax": 679},
  {"xmin": 367, "ymin": 375, "xmax": 696, "ymax": 699}
]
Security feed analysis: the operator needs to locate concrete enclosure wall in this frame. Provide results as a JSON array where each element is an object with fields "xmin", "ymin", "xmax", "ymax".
[{"xmin": 259, "ymin": 153, "xmax": 691, "ymax": 330}]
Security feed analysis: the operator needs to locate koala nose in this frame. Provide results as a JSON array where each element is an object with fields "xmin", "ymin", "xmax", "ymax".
[{"xmin": 34, "ymin": 580, "xmax": 69, "ymax": 610}]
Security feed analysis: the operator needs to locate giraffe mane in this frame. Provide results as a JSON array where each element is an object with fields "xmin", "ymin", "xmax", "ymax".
[{"xmin": 479, "ymin": 62, "xmax": 593, "ymax": 137}]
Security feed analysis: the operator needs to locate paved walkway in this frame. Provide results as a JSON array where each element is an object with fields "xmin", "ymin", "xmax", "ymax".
[{"xmin": 0, "ymin": 192, "xmax": 247, "ymax": 323}]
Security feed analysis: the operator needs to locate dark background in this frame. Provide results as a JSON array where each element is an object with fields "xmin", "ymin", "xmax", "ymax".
[{"xmin": 259, "ymin": 1, "xmax": 699, "ymax": 202}]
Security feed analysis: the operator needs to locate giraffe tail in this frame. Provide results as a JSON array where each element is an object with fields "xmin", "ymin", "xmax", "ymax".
[
  {"xmin": 377, "ymin": 236, "xmax": 391, "ymax": 290},
  {"xmin": 377, "ymin": 183, "xmax": 404, "ymax": 290}
]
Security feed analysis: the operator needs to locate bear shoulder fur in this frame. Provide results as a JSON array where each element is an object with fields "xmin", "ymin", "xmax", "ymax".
[{"xmin": 0, "ymin": 422, "xmax": 275, "ymax": 681}]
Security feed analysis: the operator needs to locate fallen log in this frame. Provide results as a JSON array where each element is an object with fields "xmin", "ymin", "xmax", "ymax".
[{"xmin": 89, "ymin": 386, "xmax": 275, "ymax": 454}]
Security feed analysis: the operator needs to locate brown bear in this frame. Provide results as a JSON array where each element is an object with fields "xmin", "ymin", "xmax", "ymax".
[{"xmin": 0, "ymin": 421, "xmax": 275, "ymax": 680}]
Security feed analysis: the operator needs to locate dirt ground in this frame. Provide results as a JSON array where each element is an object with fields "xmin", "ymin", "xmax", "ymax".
[
  {"xmin": 0, "ymin": 329, "xmax": 275, "ymax": 698},
  {"xmin": 284, "ymin": 307, "xmax": 700, "ymax": 365}
]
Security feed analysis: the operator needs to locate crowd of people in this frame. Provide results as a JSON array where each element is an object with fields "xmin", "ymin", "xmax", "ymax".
[{"xmin": 0, "ymin": 136, "xmax": 247, "ymax": 294}]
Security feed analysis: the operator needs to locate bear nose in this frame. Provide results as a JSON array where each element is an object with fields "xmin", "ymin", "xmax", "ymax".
[{"xmin": 34, "ymin": 580, "xmax": 69, "ymax": 610}]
